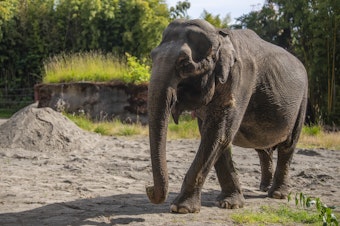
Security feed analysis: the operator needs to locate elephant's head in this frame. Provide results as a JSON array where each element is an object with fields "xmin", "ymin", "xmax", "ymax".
[{"xmin": 146, "ymin": 19, "xmax": 236, "ymax": 204}]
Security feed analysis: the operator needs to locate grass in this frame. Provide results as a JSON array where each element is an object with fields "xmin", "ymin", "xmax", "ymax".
[
  {"xmin": 42, "ymin": 51, "xmax": 151, "ymax": 84},
  {"xmin": 0, "ymin": 109, "xmax": 17, "ymax": 118},
  {"xmin": 231, "ymin": 204, "xmax": 320, "ymax": 225},
  {"xmin": 298, "ymin": 125, "xmax": 340, "ymax": 150},
  {"xmin": 43, "ymin": 51, "xmax": 129, "ymax": 83},
  {"xmin": 64, "ymin": 113, "xmax": 199, "ymax": 139},
  {"xmin": 65, "ymin": 113, "xmax": 148, "ymax": 137}
]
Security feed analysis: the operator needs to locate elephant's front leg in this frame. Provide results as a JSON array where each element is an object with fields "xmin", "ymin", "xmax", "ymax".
[
  {"xmin": 170, "ymin": 119, "xmax": 228, "ymax": 213},
  {"xmin": 215, "ymin": 144, "xmax": 245, "ymax": 209}
]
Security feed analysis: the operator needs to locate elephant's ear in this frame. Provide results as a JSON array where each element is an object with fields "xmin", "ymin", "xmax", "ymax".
[{"xmin": 215, "ymin": 29, "xmax": 236, "ymax": 84}]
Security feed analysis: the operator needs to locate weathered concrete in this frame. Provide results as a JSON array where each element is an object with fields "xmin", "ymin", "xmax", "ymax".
[{"xmin": 35, "ymin": 82, "xmax": 148, "ymax": 124}]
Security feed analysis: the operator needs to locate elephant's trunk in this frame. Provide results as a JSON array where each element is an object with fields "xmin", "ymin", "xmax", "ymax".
[{"xmin": 146, "ymin": 73, "xmax": 178, "ymax": 204}]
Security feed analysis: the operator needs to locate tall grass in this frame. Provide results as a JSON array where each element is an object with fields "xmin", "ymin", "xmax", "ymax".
[
  {"xmin": 298, "ymin": 125, "xmax": 340, "ymax": 150},
  {"xmin": 43, "ymin": 51, "xmax": 129, "ymax": 83}
]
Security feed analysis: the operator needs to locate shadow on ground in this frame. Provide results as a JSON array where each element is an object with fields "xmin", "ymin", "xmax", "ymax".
[
  {"xmin": 0, "ymin": 189, "xmax": 270, "ymax": 225},
  {"xmin": 0, "ymin": 193, "xmax": 161, "ymax": 225}
]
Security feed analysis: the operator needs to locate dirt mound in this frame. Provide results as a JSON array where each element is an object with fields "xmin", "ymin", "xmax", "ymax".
[{"xmin": 0, "ymin": 104, "xmax": 98, "ymax": 151}]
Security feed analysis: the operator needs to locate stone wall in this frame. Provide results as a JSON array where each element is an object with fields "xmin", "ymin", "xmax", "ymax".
[{"xmin": 35, "ymin": 82, "xmax": 148, "ymax": 124}]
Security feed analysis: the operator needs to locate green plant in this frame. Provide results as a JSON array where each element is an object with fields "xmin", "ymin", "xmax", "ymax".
[
  {"xmin": 302, "ymin": 125, "xmax": 322, "ymax": 136},
  {"xmin": 94, "ymin": 124, "xmax": 111, "ymax": 136},
  {"xmin": 124, "ymin": 53, "xmax": 150, "ymax": 84},
  {"xmin": 43, "ymin": 51, "xmax": 129, "ymax": 83},
  {"xmin": 288, "ymin": 192, "xmax": 338, "ymax": 226},
  {"xmin": 64, "ymin": 113, "xmax": 94, "ymax": 131},
  {"xmin": 298, "ymin": 127, "xmax": 340, "ymax": 150},
  {"xmin": 168, "ymin": 114, "xmax": 200, "ymax": 139}
]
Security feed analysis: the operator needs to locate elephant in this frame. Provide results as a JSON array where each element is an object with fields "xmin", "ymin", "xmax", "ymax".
[{"xmin": 146, "ymin": 19, "xmax": 308, "ymax": 214}]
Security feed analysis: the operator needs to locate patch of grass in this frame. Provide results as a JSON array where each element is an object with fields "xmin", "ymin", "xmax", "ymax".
[
  {"xmin": 43, "ymin": 51, "xmax": 128, "ymax": 83},
  {"xmin": 64, "ymin": 113, "xmax": 198, "ymax": 139},
  {"xmin": 64, "ymin": 113, "xmax": 148, "ymax": 137},
  {"xmin": 110, "ymin": 120, "xmax": 146, "ymax": 136},
  {"xmin": 93, "ymin": 123, "xmax": 112, "ymax": 136},
  {"xmin": 298, "ymin": 125, "xmax": 340, "ymax": 150},
  {"xmin": 65, "ymin": 113, "xmax": 95, "ymax": 131},
  {"xmin": 168, "ymin": 114, "xmax": 200, "ymax": 139},
  {"xmin": 231, "ymin": 205, "xmax": 319, "ymax": 225},
  {"xmin": 42, "ymin": 51, "xmax": 150, "ymax": 84},
  {"xmin": 302, "ymin": 125, "xmax": 322, "ymax": 136},
  {"xmin": 0, "ymin": 109, "xmax": 17, "ymax": 118}
]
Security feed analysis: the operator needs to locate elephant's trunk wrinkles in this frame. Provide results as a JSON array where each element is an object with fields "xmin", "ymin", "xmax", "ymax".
[{"xmin": 146, "ymin": 76, "xmax": 177, "ymax": 204}]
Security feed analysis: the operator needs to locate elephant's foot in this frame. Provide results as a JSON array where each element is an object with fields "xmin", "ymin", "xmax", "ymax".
[
  {"xmin": 170, "ymin": 191, "xmax": 201, "ymax": 214},
  {"xmin": 259, "ymin": 181, "xmax": 272, "ymax": 192},
  {"xmin": 268, "ymin": 184, "xmax": 290, "ymax": 199},
  {"xmin": 215, "ymin": 191, "xmax": 245, "ymax": 209}
]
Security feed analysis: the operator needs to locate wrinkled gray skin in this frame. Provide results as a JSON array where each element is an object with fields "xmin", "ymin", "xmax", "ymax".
[{"xmin": 146, "ymin": 19, "xmax": 308, "ymax": 214}]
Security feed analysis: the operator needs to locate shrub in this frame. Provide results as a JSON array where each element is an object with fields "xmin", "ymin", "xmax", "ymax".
[{"xmin": 124, "ymin": 53, "xmax": 150, "ymax": 84}]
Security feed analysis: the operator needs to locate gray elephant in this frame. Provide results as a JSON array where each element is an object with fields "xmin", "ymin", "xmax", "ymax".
[{"xmin": 146, "ymin": 19, "xmax": 308, "ymax": 214}]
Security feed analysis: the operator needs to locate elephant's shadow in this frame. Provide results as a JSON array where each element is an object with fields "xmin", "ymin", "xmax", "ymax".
[{"xmin": 0, "ymin": 190, "xmax": 267, "ymax": 225}]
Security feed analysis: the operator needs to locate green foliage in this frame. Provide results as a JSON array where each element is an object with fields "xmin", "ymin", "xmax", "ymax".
[
  {"xmin": 0, "ymin": 0, "xmax": 169, "ymax": 109},
  {"xmin": 124, "ymin": 53, "xmax": 150, "ymax": 84},
  {"xmin": 302, "ymin": 125, "xmax": 322, "ymax": 136},
  {"xmin": 201, "ymin": 10, "xmax": 230, "ymax": 28},
  {"xmin": 0, "ymin": 109, "xmax": 17, "ymax": 118},
  {"xmin": 288, "ymin": 192, "xmax": 339, "ymax": 226},
  {"xmin": 168, "ymin": 114, "xmax": 200, "ymax": 139},
  {"xmin": 63, "ymin": 112, "xmax": 200, "ymax": 139},
  {"xmin": 42, "ymin": 51, "xmax": 128, "ymax": 83},
  {"xmin": 169, "ymin": 0, "xmax": 190, "ymax": 20},
  {"xmin": 42, "ymin": 51, "xmax": 150, "ymax": 84},
  {"xmin": 64, "ymin": 113, "xmax": 147, "ymax": 137},
  {"xmin": 65, "ymin": 113, "xmax": 94, "ymax": 131}
]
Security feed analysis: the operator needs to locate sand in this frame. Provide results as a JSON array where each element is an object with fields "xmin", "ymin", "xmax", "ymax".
[{"xmin": 0, "ymin": 104, "xmax": 339, "ymax": 225}]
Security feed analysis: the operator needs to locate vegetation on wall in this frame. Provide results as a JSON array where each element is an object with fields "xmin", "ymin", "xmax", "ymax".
[{"xmin": 42, "ymin": 51, "xmax": 150, "ymax": 84}]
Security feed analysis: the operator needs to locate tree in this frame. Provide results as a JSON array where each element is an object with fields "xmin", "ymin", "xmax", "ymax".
[
  {"xmin": 169, "ymin": 0, "xmax": 190, "ymax": 20},
  {"xmin": 0, "ymin": 0, "xmax": 170, "ymax": 110},
  {"xmin": 200, "ymin": 9, "xmax": 230, "ymax": 28}
]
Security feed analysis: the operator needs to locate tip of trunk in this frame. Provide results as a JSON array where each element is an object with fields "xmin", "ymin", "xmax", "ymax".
[{"xmin": 146, "ymin": 185, "xmax": 168, "ymax": 204}]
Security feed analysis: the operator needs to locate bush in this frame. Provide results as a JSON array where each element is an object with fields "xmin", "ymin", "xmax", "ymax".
[
  {"xmin": 302, "ymin": 125, "xmax": 322, "ymax": 136},
  {"xmin": 124, "ymin": 53, "xmax": 150, "ymax": 84}
]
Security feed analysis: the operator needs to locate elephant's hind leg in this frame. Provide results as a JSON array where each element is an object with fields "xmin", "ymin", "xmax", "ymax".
[
  {"xmin": 268, "ymin": 145, "xmax": 294, "ymax": 199},
  {"xmin": 255, "ymin": 148, "xmax": 274, "ymax": 192},
  {"xmin": 214, "ymin": 145, "xmax": 245, "ymax": 209},
  {"xmin": 269, "ymin": 99, "xmax": 306, "ymax": 199}
]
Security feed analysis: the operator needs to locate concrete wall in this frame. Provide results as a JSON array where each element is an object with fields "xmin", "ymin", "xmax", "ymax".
[{"xmin": 35, "ymin": 82, "xmax": 148, "ymax": 124}]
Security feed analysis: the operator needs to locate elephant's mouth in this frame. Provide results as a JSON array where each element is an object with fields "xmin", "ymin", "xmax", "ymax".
[{"xmin": 171, "ymin": 78, "xmax": 203, "ymax": 124}]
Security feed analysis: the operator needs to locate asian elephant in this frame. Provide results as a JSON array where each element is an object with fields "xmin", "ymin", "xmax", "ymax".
[{"xmin": 146, "ymin": 19, "xmax": 308, "ymax": 214}]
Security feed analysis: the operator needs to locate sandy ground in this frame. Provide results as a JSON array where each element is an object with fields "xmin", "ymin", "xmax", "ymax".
[{"xmin": 0, "ymin": 106, "xmax": 339, "ymax": 225}]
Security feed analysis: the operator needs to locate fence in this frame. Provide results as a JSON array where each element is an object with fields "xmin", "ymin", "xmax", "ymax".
[{"xmin": 0, "ymin": 87, "xmax": 35, "ymax": 112}]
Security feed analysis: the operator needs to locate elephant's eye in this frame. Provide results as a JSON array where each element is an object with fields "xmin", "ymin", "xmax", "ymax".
[{"xmin": 177, "ymin": 56, "xmax": 194, "ymax": 74}]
